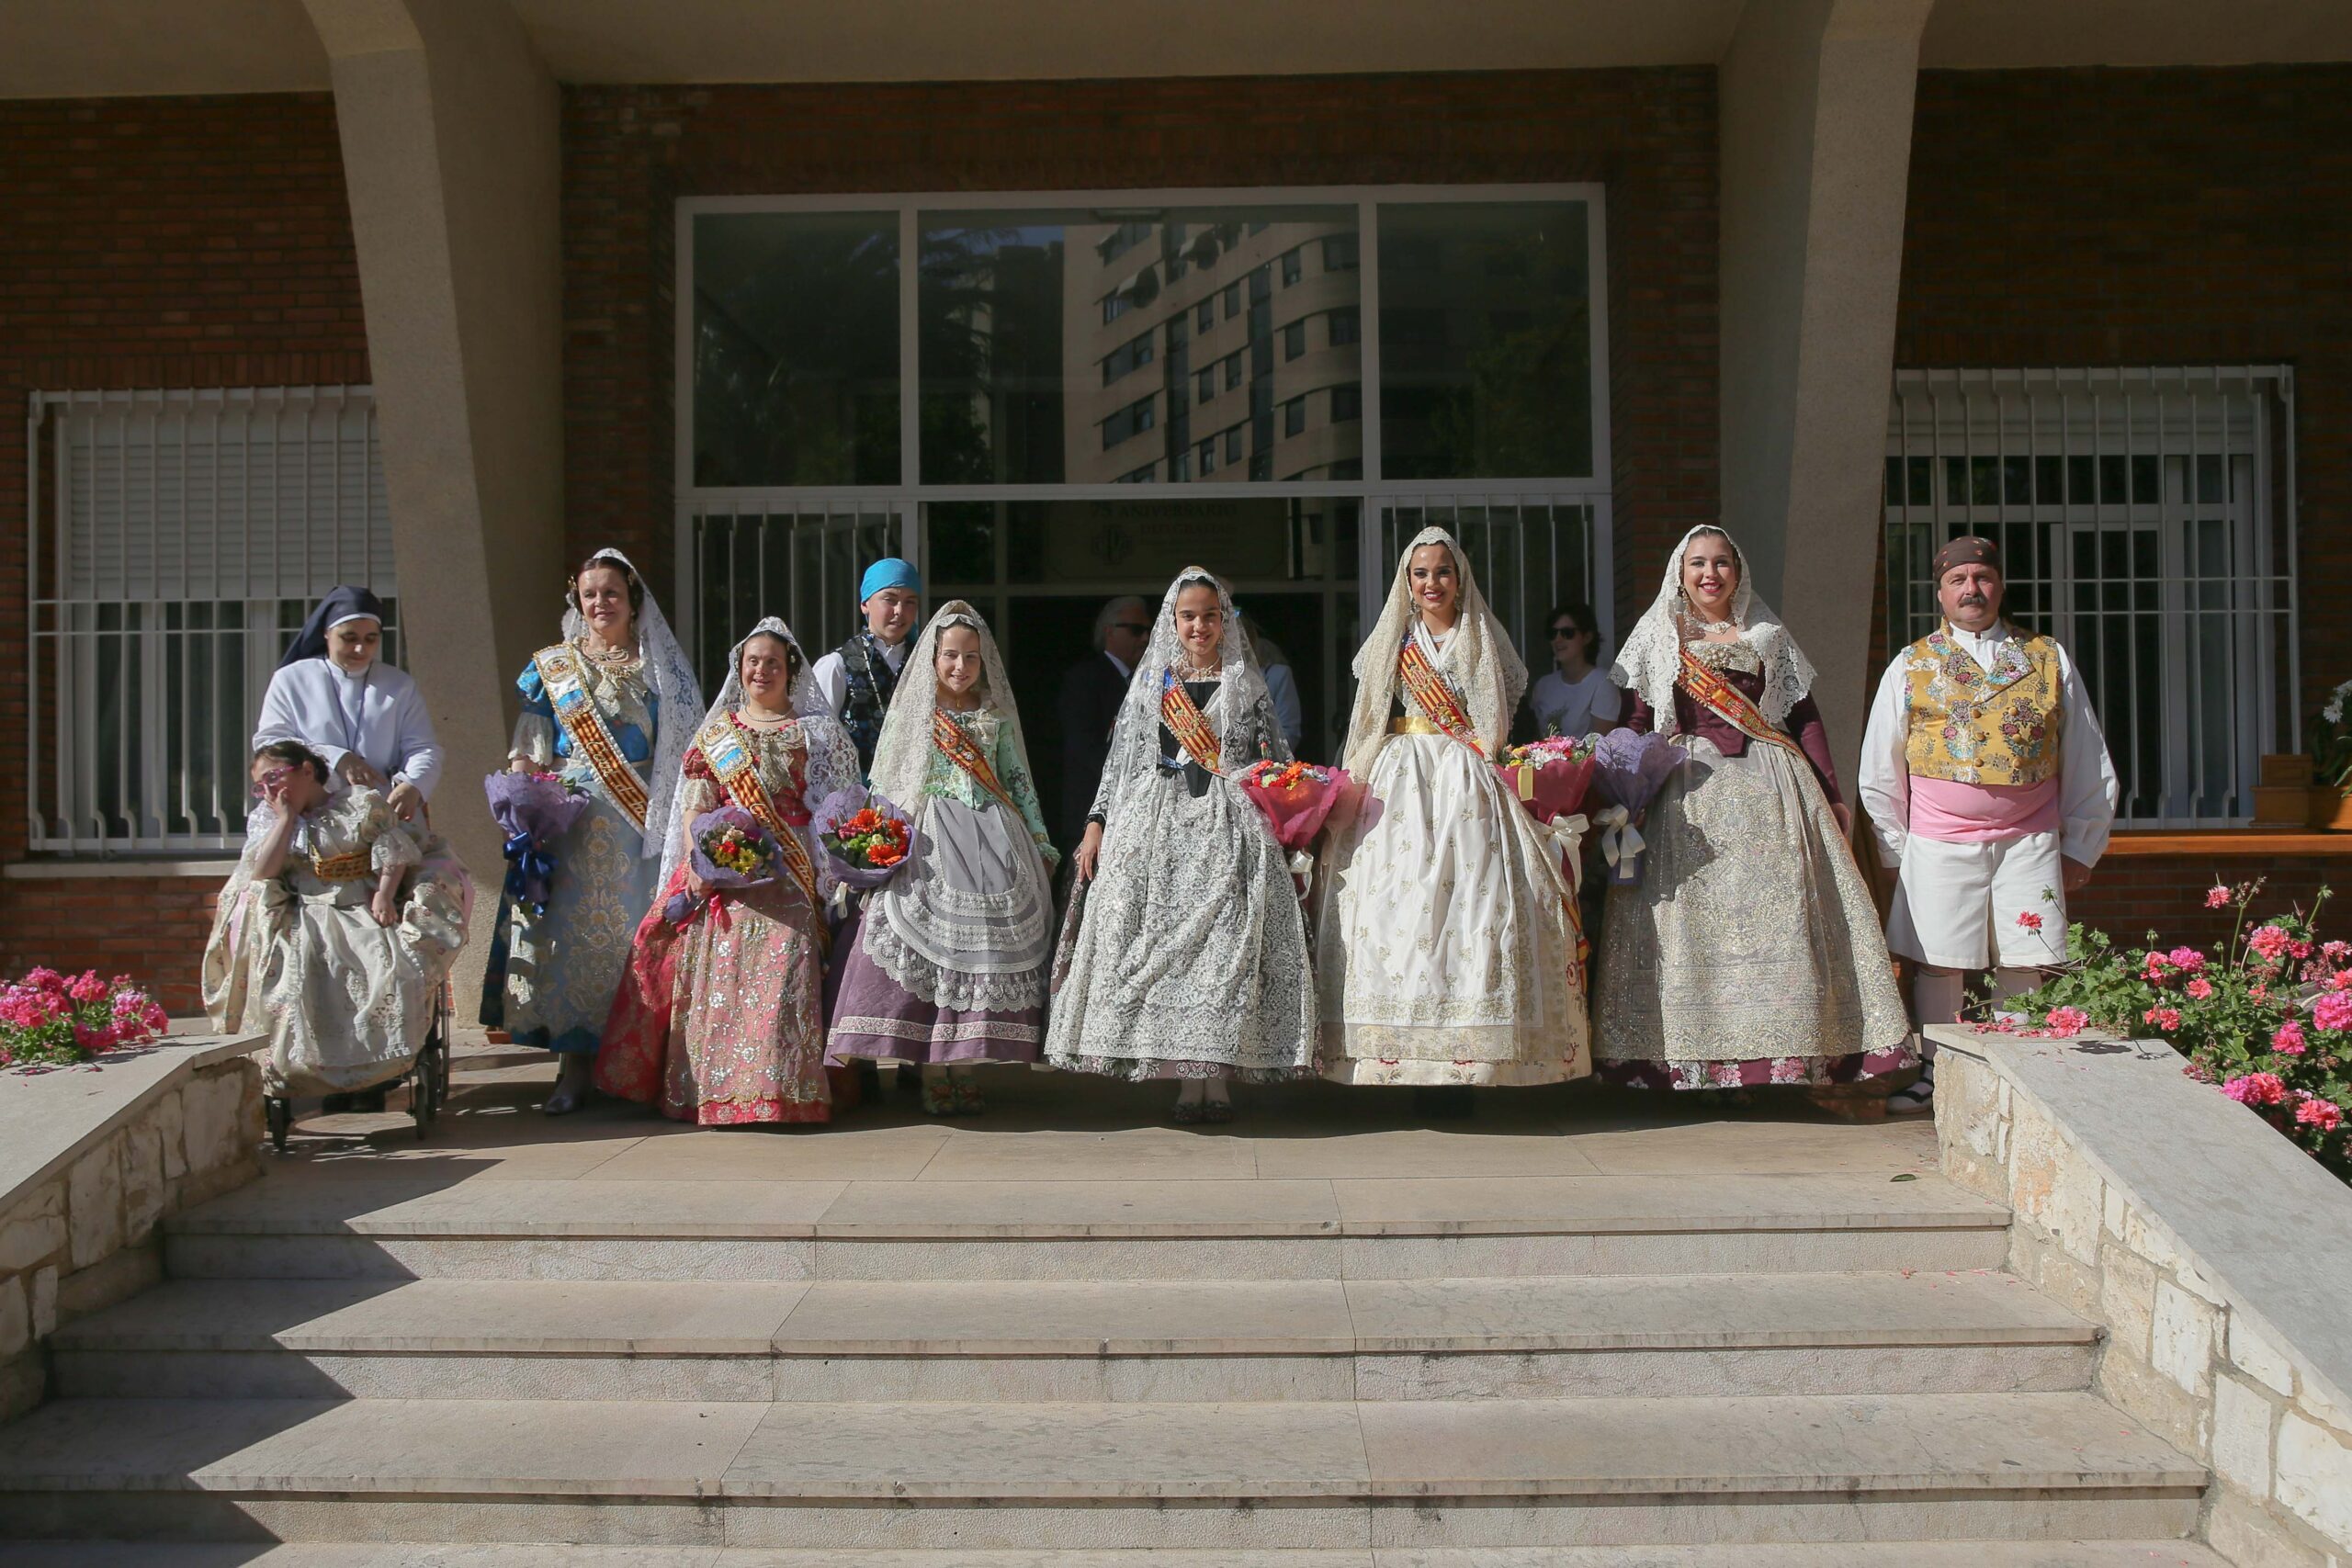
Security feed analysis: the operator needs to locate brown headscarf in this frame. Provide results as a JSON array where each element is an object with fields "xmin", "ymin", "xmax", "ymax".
[{"xmin": 1931, "ymin": 535, "xmax": 2002, "ymax": 581}]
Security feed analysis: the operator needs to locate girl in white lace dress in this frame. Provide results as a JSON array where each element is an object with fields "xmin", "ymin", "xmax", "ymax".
[
  {"xmin": 1047, "ymin": 570, "xmax": 1316, "ymax": 1122},
  {"xmin": 1315, "ymin": 526, "xmax": 1586, "ymax": 1087},
  {"xmin": 828, "ymin": 603, "xmax": 1058, "ymax": 1115},
  {"xmin": 1594, "ymin": 525, "xmax": 1912, "ymax": 1089}
]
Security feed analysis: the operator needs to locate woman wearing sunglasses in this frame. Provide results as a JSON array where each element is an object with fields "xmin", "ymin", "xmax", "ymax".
[{"xmin": 1528, "ymin": 602, "xmax": 1622, "ymax": 740}]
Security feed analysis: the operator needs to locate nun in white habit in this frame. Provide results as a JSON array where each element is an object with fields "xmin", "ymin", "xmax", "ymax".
[{"xmin": 253, "ymin": 586, "xmax": 443, "ymax": 823}]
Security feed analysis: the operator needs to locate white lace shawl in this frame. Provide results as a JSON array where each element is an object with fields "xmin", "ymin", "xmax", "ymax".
[
  {"xmin": 1340, "ymin": 525, "xmax": 1526, "ymax": 776},
  {"xmin": 658, "ymin": 615, "xmax": 861, "ymax": 890},
  {"xmin": 1610, "ymin": 524, "xmax": 1818, "ymax": 738},
  {"xmin": 560, "ymin": 547, "xmax": 705, "ymax": 860},
  {"xmin": 867, "ymin": 601, "xmax": 1036, "ymax": 814},
  {"xmin": 1090, "ymin": 569, "xmax": 1284, "ymax": 822}
]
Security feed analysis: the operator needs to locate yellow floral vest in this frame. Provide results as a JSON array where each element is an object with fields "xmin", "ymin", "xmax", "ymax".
[{"xmin": 1902, "ymin": 625, "xmax": 2064, "ymax": 786}]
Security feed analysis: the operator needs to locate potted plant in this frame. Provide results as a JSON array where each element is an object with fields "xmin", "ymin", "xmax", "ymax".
[{"xmin": 2311, "ymin": 679, "xmax": 2352, "ymax": 830}]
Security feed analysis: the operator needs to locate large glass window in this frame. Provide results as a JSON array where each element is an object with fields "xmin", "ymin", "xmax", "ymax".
[
  {"xmin": 692, "ymin": 211, "xmax": 900, "ymax": 487},
  {"xmin": 1375, "ymin": 201, "xmax": 1594, "ymax": 480}
]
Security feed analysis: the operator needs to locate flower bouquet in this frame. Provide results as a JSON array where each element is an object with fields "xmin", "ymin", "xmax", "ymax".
[
  {"xmin": 1236, "ymin": 758, "xmax": 1353, "ymax": 852},
  {"xmin": 1496, "ymin": 734, "xmax": 1599, "ymax": 828},
  {"xmin": 663, "ymin": 805, "xmax": 784, "ymax": 925},
  {"xmin": 1, "ymin": 968, "xmax": 169, "ymax": 1070},
  {"xmin": 483, "ymin": 771, "xmax": 592, "ymax": 915},
  {"xmin": 1588, "ymin": 728, "xmax": 1684, "ymax": 886},
  {"xmin": 812, "ymin": 789, "xmax": 918, "ymax": 890}
]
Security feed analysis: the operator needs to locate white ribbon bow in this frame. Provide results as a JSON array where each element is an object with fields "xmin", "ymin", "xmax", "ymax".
[
  {"xmin": 1532, "ymin": 811, "xmax": 1588, "ymax": 894},
  {"xmin": 1589, "ymin": 804, "xmax": 1643, "ymax": 872}
]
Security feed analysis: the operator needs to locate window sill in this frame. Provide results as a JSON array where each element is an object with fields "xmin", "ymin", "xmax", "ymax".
[
  {"xmin": 2104, "ymin": 829, "xmax": 2352, "ymax": 858},
  {"xmin": 5, "ymin": 859, "xmax": 237, "ymax": 880}
]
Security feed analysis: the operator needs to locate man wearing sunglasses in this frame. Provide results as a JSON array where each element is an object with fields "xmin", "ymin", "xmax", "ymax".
[{"xmin": 1057, "ymin": 595, "xmax": 1152, "ymax": 847}]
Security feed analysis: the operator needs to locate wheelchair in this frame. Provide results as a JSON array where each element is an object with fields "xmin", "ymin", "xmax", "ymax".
[{"xmin": 265, "ymin": 978, "xmax": 455, "ymax": 1153}]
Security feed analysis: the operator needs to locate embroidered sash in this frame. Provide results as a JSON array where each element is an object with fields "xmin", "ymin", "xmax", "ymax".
[
  {"xmin": 933, "ymin": 709, "xmax": 1023, "ymax": 818},
  {"xmin": 1676, "ymin": 644, "xmax": 1804, "ymax": 758},
  {"xmin": 1396, "ymin": 635, "xmax": 1486, "ymax": 758},
  {"xmin": 1159, "ymin": 671, "xmax": 1225, "ymax": 776},
  {"xmin": 694, "ymin": 716, "xmax": 824, "ymax": 919},
  {"xmin": 535, "ymin": 643, "xmax": 650, "ymax": 831}
]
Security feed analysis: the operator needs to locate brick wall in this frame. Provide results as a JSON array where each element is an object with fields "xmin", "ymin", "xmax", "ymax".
[
  {"xmin": 561, "ymin": 69, "xmax": 1721, "ymax": 620},
  {"xmin": 0, "ymin": 94, "xmax": 368, "ymax": 1010},
  {"xmin": 1892, "ymin": 64, "xmax": 2352, "ymax": 927}
]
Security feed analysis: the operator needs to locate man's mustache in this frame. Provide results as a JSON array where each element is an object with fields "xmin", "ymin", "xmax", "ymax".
[{"xmin": 1957, "ymin": 592, "xmax": 1990, "ymax": 606}]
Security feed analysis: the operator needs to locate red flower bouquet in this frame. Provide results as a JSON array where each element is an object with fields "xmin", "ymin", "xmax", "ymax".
[
  {"xmin": 1496, "ymin": 734, "xmax": 1600, "ymax": 828},
  {"xmin": 663, "ymin": 806, "xmax": 784, "ymax": 924},
  {"xmin": 1236, "ymin": 758, "xmax": 1352, "ymax": 851},
  {"xmin": 1, "ymin": 968, "xmax": 168, "ymax": 1069}
]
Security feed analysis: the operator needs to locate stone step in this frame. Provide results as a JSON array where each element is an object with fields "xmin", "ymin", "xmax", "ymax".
[
  {"xmin": 52, "ymin": 1270, "xmax": 2097, "ymax": 1402},
  {"xmin": 0, "ymin": 1544, "xmax": 2237, "ymax": 1567},
  {"xmin": 161, "ymin": 1172, "xmax": 2011, "ymax": 1280},
  {"xmin": 0, "ymin": 1393, "xmax": 2204, "ymax": 1549}
]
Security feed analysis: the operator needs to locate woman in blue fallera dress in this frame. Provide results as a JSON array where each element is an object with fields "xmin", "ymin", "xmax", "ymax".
[{"xmin": 480, "ymin": 547, "xmax": 703, "ymax": 1113}]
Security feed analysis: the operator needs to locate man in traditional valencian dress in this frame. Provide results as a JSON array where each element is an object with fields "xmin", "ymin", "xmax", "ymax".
[
  {"xmin": 1859, "ymin": 535, "xmax": 2120, "ymax": 1112},
  {"xmin": 813, "ymin": 558, "xmax": 923, "ymax": 774}
]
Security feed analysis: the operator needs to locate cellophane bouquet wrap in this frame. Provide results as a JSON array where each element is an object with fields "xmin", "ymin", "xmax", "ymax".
[
  {"xmin": 1495, "ymin": 734, "xmax": 1599, "ymax": 828},
  {"xmin": 1589, "ymin": 728, "xmax": 1684, "ymax": 886},
  {"xmin": 663, "ymin": 805, "xmax": 783, "ymax": 924},
  {"xmin": 1235, "ymin": 759, "xmax": 1352, "ymax": 852},
  {"xmin": 483, "ymin": 771, "xmax": 592, "ymax": 915},
  {"xmin": 811, "ymin": 790, "xmax": 918, "ymax": 890}
]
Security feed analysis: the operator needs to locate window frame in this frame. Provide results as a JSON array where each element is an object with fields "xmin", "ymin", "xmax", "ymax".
[{"xmin": 677, "ymin": 183, "xmax": 1612, "ymax": 504}]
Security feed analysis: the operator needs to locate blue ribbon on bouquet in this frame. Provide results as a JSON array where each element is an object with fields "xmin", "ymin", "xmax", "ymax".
[{"xmin": 501, "ymin": 831, "xmax": 557, "ymax": 915}]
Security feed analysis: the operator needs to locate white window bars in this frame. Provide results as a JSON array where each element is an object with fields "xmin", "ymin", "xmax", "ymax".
[
  {"xmin": 26, "ymin": 387, "xmax": 394, "ymax": 856},
  {"xmin": 1363, "ymin": 491, "xmax": 1613, "ymax": 666},
  {"xmin": 1885, "ymin": 366, "xmax": 2297, "ymax": 829},
  {"xmin": 674, "ymin": 497, "xmax": 918, "ymax": 691}
]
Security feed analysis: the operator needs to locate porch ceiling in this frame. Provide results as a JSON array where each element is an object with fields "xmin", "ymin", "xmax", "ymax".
[{"xmin": 1, "ymin": 0, "xmax": 2347, "ymax": 101}]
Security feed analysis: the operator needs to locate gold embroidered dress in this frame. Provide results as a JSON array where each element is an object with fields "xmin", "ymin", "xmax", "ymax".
[{"xmin": 203, "ymin": 787, "xmax": 470, "ymax": 1095}]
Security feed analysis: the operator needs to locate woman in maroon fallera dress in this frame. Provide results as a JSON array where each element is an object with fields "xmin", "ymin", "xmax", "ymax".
[{"xmin": 1592, "ymin": 525, "xmax": 1912, "ymax": 1090}]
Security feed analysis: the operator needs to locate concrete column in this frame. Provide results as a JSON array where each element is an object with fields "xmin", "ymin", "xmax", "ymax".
[
  {"xmin": 302, "ymin": 0, "xmax": 567, "ymax": 1009},
  {"xmin": 1719, "ymin": 0, "xmax": 1933, "ymax": 772}
]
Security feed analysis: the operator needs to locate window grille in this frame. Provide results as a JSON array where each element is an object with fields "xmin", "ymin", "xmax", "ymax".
[
  {"xmin": 27, "ymin": 387, "xmax": 394, "ymax": 855},
  {"xmin": 675, "ymin": 498, "xmax": 917, "ymax": 694},
  {"xmin": 1885, "ymin": 366, "xmax": 2297, "ymax": 828},
  {"xmin": 1364, "ymin": 493, "xmax": 1612, "ymax": 663}
]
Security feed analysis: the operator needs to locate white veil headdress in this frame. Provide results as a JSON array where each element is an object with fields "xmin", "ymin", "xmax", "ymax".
[
  {"xmin": 1091, "ymin": 568, "xmax": 1279, "ymax": 818},
  {"xmin": 1609, "ymin": 524, "xmax": 1817, "ymax": 738},
  {"xmin": 562, "ymin": 547, "xmax": 705, "ymax": 860},
  {"xmin": 657, "ymin": 615, "xmax": 860, "ymax": 889},
  {"xmin": 1339, "ymin": 525, "xmax": 1526, "ymax": 777},
  {"xmin": 868, "ymin": 601, "xmax": 1034, "ymax": 812}
]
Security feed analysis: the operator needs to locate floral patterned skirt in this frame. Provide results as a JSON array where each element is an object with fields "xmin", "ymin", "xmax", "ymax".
[
  {"xmin": 482, "ymin": 784, "xmax": 653, "ymax": 1055},
  {"xmin": 1592, "ymin": 738, "xmax": 1913, "ymax": 1089},
  {"xmin": 595, "ymin": 867, "xmax": 854, "ymax": 1126}
]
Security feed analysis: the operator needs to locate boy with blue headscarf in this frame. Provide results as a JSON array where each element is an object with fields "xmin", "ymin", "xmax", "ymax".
[{"xmin": 813, "ymin": 558, "xmax": 923, "ymax": 773}]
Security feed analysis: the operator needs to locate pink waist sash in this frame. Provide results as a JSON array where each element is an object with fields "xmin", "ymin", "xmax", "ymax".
[{"xmin": 1909, "ymin": 775, "xmax": 2060, "ymax": 842}]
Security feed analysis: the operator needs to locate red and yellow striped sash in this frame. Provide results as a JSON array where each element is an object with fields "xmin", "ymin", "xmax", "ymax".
[
  {"xmin": 1396, "ymin": 636, "xmax": 1486, "ymax": 758},
  {"xmin": 1675, "ymin": 644, "xmax": 1804, "ymax": 758},
  {"xmin": 932, "ymin": 709, "xmax": 1022, "ymax": 818},
  {"xmin": 535, "ymin": 643, "xmax": 650, "ymax": 831},
  {"xmin": 1159, "ymin": 671, "xmax": 1224, "ymax": 776},
  {"xmin": 695, "ymin": 716, "xmax": 825, "ymax": 924}
]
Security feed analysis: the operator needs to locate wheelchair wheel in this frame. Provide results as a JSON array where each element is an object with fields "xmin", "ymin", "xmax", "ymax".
[
  {"xmin": 410, "ymin": 986, "xmax": 453, "ymax": 1139},
  {"xmin": 266, "ymin": 1094, "xmax": 292, "ymax": 1154}
]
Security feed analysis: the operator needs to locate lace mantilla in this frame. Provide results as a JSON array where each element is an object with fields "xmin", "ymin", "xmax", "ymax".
[
  {"xmin": 1611, "ymin": 525, "xmax": 1818, "ymax": 738},
  {"xmin": 1340, "ymin": 526, "xmax": 1524, "ymax": 778}
]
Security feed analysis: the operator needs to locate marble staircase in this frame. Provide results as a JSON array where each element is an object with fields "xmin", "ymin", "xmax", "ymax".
[{"xmin": 0, "ymin": 1057, "xmax": 2225, "ymax": 1564}]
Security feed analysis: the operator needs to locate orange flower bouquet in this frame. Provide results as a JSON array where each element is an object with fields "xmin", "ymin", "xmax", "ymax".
[
  {"xmin": 812, "ymin": 789, "xmax": 919, "ymax": 888},
  {"xmin": 1236, "ymin": 758, "xmax": 1352, "ymax": 850}
]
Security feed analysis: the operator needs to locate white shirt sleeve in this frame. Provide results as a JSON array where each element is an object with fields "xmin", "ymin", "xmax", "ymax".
[
  {"xmin": 2055, "ymin": 642, "xmax": 2121, "ymax": 865},
  {"xmin": 811, "ymin": 651, "xmax": 848, "ymax": 716},
  {"xmin": 386, "ymin": 672, "xmax": 445, "ymax": 798},
  {"xmin": 1588, "ymin": 673, "xmax": 1623, "ymax": 725},
  {"xmin": 1856, "ymin": 657, "xmax": 1914, "ymax": 869},
  {"xmin": 1265, "ymin": 664, "xmax": 1304, "ymax": 750}
]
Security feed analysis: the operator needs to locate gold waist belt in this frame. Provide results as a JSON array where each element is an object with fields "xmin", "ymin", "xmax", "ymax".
[
  {"xmin": 310, "ymin": 851, "xmax": 371, "ymax": 882},
  {"xmin": 1389, "ymin": 716, "xmax": 1443, "ymax": 735}
]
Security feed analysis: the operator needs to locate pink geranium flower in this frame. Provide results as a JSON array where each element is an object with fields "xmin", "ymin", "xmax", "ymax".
[
  {"xmin": 2313, "ymin": 992, "xmax": 2352, "ymax": 1033},
  {"xmin": 2273, "ymin": 1021, "xmax": 2310, "ymax": 1055},
  {"xmin": 2222, "ymin": 1072, "xmax": 2288, "ymax": 1106},
  {"xmin": 2205, "ymin": 885, "xmax": 2232, "ymax": 908},
  {"xmin": 2143, "ymin": 1005, "xmax": 2183, "ymax": 1032},
  {"xmin": 2168, "ymin": 947, "xmax": 2206, "ymax": 974},
  {"xmin": 2043, "ymin": 1006, "xmax": 2090, "ymax": 1036},
  {"xmin": 2248, "ymin": 925, "xmax": 2292, "ymax": 963},
  {"xmin": 2184, "ymin": 977, "xmax": 2214, "ymax": 1000},
  {"xmin": 2016, "ymin": 910, "xmax": 2043, "ymax": 933},
  {"xmin": 2295, "ymin": 1096, "xmax": 2346, "ymax": 1133}
]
